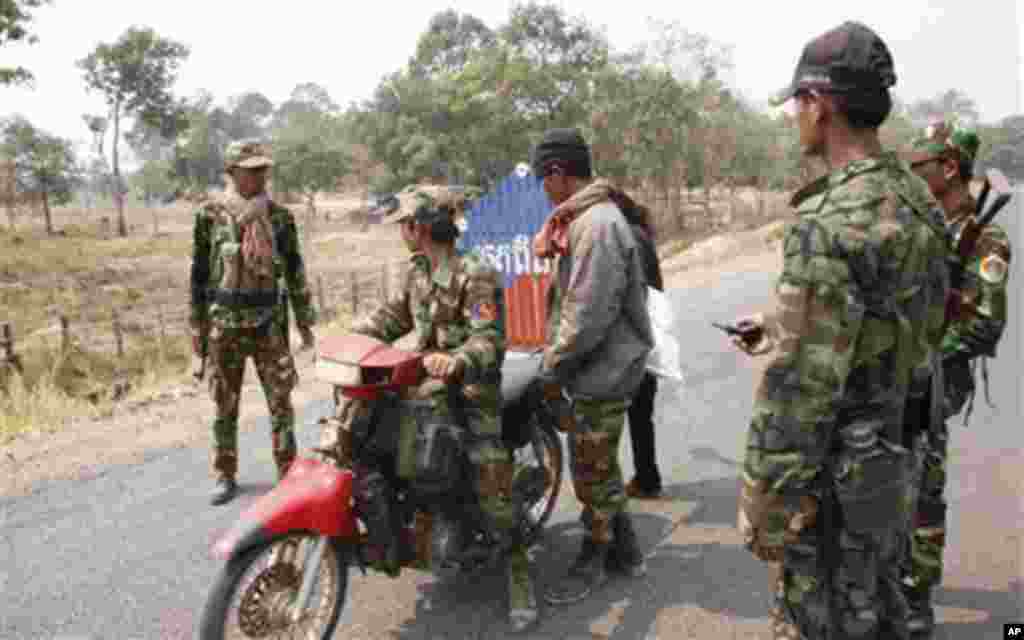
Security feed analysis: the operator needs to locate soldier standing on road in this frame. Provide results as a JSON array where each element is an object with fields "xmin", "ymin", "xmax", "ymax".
[
  {"xmin": 190, "ymin": 140, "xmax": 317, "ymax": 506},
  {"xmin": 899, "ymin": 121, "xmax": 1012, "ymax": 637},
  {"xmin": 530, "ymin": 128, "xmax": 653, "ymax": 606},
  {"xmin": 729, "ymin": 22, "xmax": 950, "ymax": 639},
  {"xmin": 318, "ymin": 190, "xmax": 540, "ymax": 634}
]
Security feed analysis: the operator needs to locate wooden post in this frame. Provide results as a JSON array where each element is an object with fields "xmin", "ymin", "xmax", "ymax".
[
  {"xmin": 59, "ymin": 315, "xmax": 70, "ymax": 354},
  {"xmin": 350, "ymin": 270, "xmax": 359, "ymax": 315},
  {"xmin": 112, "ymin": 308, "xmax": 124, "ymax": 358},
  {"xmin": 316, "ymin": 275, "xmax": 326, "ymax": 319},
  {"xmin": 1, "ymin": 321, "xmax": 23, "ymax": 375}
]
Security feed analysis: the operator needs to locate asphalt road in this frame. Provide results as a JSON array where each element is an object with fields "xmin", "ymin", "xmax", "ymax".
[{"xmin": 1, "ymin": 196, "xmax": 1021, "ymax": 639}]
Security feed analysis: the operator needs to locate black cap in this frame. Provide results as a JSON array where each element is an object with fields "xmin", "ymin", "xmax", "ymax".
[
  {"xmin": 771, "ymin": 21, "xmax": 896, "ymax": 106},
  {"xmin": 530, "ymin": 128, "xmax": 591, "ymax": 176}
]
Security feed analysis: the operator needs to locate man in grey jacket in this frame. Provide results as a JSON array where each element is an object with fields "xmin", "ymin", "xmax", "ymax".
[{"xmin": 530, "ymin": 128, "xmax": 654, "ymax": 605}]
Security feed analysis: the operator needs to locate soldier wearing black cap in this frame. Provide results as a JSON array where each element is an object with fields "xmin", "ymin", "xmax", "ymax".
[{"xmin": 727, "ymin": 22, "xmax": 951, "ymax": 640}]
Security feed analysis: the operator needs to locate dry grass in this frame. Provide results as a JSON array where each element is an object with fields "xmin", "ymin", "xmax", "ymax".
[{"xmin": 0, "ymin": 186, "xmax": 788, "ymax": 443}]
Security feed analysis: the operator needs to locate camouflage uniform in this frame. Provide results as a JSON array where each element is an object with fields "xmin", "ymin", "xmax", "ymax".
[
  {"xmin": 190, "ymin": 141, "xmax": 317, "ymax": 482},
  {"xmin": 742, "ymin": 23, "xmax": 952, "ymax": 639},
  {"xmin": 899, "ymin": 123, "xmax": 1012, "ymax": 633},
  {"xmin": 327, "ymin": 193, "xmax": 537, "ymax": 629}
]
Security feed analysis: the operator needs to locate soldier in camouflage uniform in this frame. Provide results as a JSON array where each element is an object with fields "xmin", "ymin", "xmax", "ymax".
[
  {"xmin": 529, "ymin": 128, "xmax": 653, "ymax": 606},
  {"xmin": 190, "ymin": 140, "xmax": 317, "ymax": 506},
  {"xmin": 731, "ymin": 23, "xmax": 950, "ymax": 639},
  {"xmin": 899, "ymin": 121, "xmax": 1012, "ymax": 636},
  {"xmin": 320, "ymin": 190, "xmax": 540, "ymax": 633}
]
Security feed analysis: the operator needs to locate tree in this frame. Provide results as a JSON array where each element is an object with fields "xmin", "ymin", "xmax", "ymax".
[
  {"xmin": 0, "ymin": 0, "xmax": 51, "ymax": 87},
  {"xmin": 908, "ymin": 89, "xmax": 980, "ymax": 127},
  {"xmin": 226, "ymin": 91, "xmax": 273, "ymax": 140},
  {"xmin": 77, "ymin": 26, "xmax": 189, "ymax": 236},
  {"xmin": 1, "ymin": 116, "xmax": 80, "ymax": 234},
  {"xmin": 270, "ymin": 84, "xmax": 351, "ymax": 218}
]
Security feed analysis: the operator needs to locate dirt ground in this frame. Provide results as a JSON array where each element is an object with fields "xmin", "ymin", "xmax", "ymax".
[{"xmin": 0, "ymin": 218, "xmax": 785, "ymax": 499}]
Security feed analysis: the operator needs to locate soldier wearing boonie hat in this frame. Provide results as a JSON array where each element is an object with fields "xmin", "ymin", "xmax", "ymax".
[
  {"xmin": 190, "ymin": 138, "xmax": 317, "ymax": 506},
  {"xmin": 898, "ymin": 119, "xmax": 1011, "ymax": 637}
]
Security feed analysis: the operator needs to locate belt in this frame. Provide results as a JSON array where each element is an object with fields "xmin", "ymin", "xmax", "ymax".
[{"xmin": 212, "ymin": 289, "xmax": 280, "ymax": 308}]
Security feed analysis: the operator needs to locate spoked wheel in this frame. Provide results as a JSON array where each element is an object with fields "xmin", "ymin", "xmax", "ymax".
[
  {"xmin": 515, "ymin": 422, "xmax": 563, "ymax": 546},
  {"xmin": 199, "ymin": 533, "xmax": 348, "ymax": 640}
]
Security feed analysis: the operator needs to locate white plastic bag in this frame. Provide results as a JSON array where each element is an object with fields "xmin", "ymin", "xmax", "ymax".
[{"xmin": 645, "ymin": 286, "xmax": 684, "ymax": 383}]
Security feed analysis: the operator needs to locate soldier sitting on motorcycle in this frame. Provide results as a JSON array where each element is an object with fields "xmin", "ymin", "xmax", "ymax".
[{"xmin": 317, "ymin": 189, "xmax": 540, "ymax": 633}]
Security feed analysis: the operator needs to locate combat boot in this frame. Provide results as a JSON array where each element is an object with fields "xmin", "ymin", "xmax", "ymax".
[
  {"xmin": 506, "ymin": 548, "xmax": 539, "ymax": 633},
  {"xmin": 210, "ymin": 474, "xmax": 238, "ymax": 506},
  {"xmin": 605, "ymin": 511, "xmax": 646, "ymax": 577},
  {"xmin": 905, "ymin": 586, "xmax": 935, "ymax": 638},
  {"xmin": 543, "ymin": 537, "xmax": 609, "ymax": 605}
]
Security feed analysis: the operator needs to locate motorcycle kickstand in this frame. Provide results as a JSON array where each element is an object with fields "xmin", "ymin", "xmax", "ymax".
[{"xmin": 289, "ymin": 535, "xmax": 329, "ymax": 624}]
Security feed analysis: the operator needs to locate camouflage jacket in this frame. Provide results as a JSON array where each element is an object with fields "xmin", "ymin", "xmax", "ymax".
[
  {"xmin": 943, "ymin": 196, "xmax": 1011, "ymax": 359},
  {"xmin": 744, "ymin": 152, "xmax": 950, "ymax": 494},
  {"xmin": 190, "ymin": 197, "xmax": 317, "ymax": 332},
  {"xmin": 544, "ymin": 200, "xmax": 653, "ymax": 400},
  {"xmin": 351, "ymin": 250, "xmax": 505, "ymax": 394}
]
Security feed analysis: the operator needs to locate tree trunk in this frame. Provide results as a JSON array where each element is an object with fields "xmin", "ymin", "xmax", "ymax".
[
  {"xmin": 41, "ymin": 191, "xmax": 53, "ymax": 235},
  {"xmin": 112, "ymin": 104, "xmax": 126, "ymax": 237}
]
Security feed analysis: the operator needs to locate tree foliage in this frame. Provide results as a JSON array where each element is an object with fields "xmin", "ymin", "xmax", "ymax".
[
  {"xmin": 78, "ymin": 26, "xmax": 189, "ymax": 235},
  {"xmin": 1, "ymin": 115, "xmax": 80, "ymax": 233},
  {"xmin": 0, "ymin": 0, "xmax": 51, "ymax": 87}
]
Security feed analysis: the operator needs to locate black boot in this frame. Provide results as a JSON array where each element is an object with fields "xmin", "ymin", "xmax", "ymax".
[
  {"xmin": 605, "ymin": 512, "xmax": 646, "ymax": 577},
  {"xmin": 355, "ymin": 470, "xmax": 400, "ymax": 576},
  {"xmin": 904, "ymin": 586, "xmax": 935, "ymax": 638},
  {"xmin": 210, "ymin": 475, "xmax": 237, "ymax": 506},
  {"xmin": 543, "ymin": 537, "xmax": 609, "ymax": 605}
]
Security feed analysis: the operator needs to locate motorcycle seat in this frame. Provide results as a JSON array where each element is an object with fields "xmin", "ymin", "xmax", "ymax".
[{"xmin": 500, "ymin": 352, "xmax": 542, "ymax": 409}]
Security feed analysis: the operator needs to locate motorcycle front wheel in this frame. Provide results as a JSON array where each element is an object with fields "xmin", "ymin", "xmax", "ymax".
[
  {"xmin": 518, "ymin": 422, "xmax": 563, "ymax": 546},
  {"xmin": 199, "ymin": 533, "xmax": 349, "ymax": 640}
]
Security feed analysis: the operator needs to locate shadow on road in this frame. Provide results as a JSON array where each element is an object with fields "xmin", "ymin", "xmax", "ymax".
[
  {"xmin": 931, "ymin": 579, "xmax": 1022, "ymax": 639},
  {"xmin": 379, "ymin": 473, "xmax": 774, "ymax": 638}
]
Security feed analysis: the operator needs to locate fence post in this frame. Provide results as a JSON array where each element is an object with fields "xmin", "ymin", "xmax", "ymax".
[
  {"xmin": 317, "ymin": 274, "xmax": 326, "ymax": 320},
  {"xmin": 1, "ymin": 321, "xmax": 23, "ymax": 375},
  {"xmin": 112, "ymin": 308, "xmax": 124, "ymax": 358},
  {"xmin": 350, "ymin": 270, "xmax": 359, "ymax": 315},
  {"xmin": 59, "ymin": 315, "xmax": 70, "ymax": 355}
]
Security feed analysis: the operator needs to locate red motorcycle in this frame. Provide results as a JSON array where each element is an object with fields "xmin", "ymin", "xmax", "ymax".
[{"xmin": 199, "ymin": 334, "xmax": 564, "ymax": 639}]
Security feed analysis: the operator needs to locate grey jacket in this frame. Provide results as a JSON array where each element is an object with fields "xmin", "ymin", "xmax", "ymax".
[{"xmin": 543, "ymin": 200, "xmax": 654, "ymax": 400}]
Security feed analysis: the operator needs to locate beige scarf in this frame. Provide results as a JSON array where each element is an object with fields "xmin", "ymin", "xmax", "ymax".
[
  {"xmin": 217, "ymin": 190, "xmax": 275, "ymax": 289},
  {"xmin": 532, "ymin": 178, "xmax": 616, "ymax": 258}
]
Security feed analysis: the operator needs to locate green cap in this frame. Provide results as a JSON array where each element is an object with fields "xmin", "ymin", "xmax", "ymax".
[{"xmin": 902, "ymin": 119, "xmax": 980, "ymax": 167}]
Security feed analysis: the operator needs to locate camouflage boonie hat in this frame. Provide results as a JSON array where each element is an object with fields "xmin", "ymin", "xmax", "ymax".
[
  {"xmin": 381, "ymin": 185, "xmax": 468, "ymax": 224},
  {"xmin": 224, "ymin": 139, "xmax": 273, "ymax": 170},
  {"xmin": 901, "ymin": 119, "xmax": 980, "ymax": 167},
  {"xmin": 771, "ymin": 21, "xmax": 896, "ymax": 106}
]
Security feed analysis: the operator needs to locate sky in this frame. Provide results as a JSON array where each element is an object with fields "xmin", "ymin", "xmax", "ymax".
[{"xmin": 1, "ymin": 0, "xmax": 1021, "ymax": 165}]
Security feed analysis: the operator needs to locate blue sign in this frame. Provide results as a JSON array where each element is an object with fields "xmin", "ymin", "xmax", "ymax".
[{"xmin": 458, "ymin": 170, "xmax": 553, "ymax": 289}]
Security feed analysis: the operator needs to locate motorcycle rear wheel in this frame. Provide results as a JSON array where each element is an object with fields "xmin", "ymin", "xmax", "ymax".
[{"xmin": 199, "ymin": 533, "xmax": 349, "ymax": 640}]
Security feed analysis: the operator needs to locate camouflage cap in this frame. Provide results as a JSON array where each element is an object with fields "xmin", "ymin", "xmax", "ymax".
[
  {"xmin": 771, "ymin": 21, "xmax": 897, "ymax": 106},
  {"xmin": 381, "ymin": 185, "xmax": 468, "ymax": 224},
  {"xmin": 901, "ymin": 119, "xmax": 981, "ymax": 167},
  {"xmin": 224, "ymin": 139, "xmax": 273, "ymax": 170}
]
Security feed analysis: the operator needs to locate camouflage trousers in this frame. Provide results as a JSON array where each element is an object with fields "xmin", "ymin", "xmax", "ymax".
[
  {"xmin": 569, "ymin": 397, "xmax": 630, "ymax": 544},
  {"xmin": 207, "ymin": 322, "xmax": 298, "ymax": 478},
  {"xmin": 901, "ymin": 359, "xmax": 967, "ymax": 594},
  {"xmin": 772, "ymin": 509, "xmax": 912, "ymax": 640}
]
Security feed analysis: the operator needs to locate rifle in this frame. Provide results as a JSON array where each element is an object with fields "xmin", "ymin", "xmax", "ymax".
[{"xmin": 945, "ymin": 168, "xmax": 1014, "ymax": 323}]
